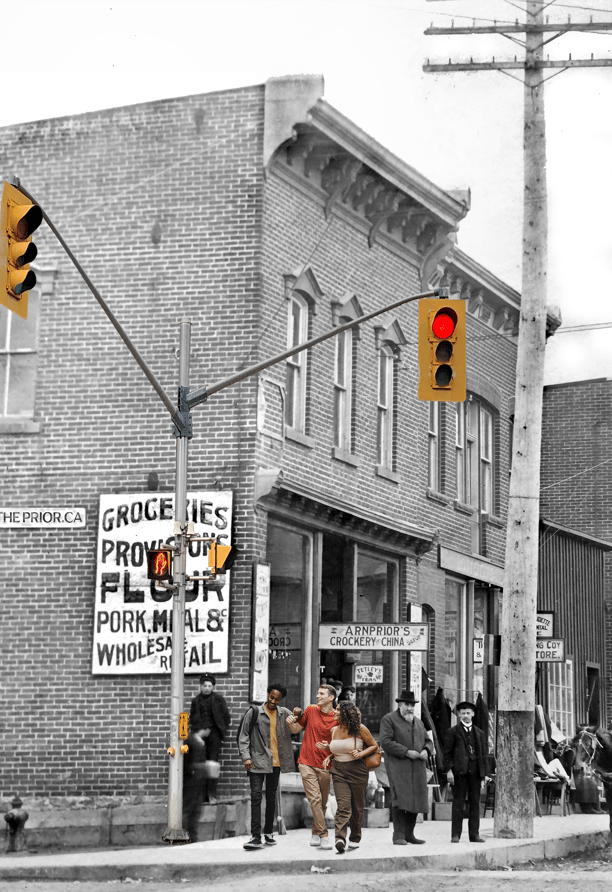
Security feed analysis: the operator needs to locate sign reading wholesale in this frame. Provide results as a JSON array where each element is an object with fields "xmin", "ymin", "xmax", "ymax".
[
  {"xmin": 319, "ymin": 624, "xmax": 429, "ymax": 651},
  {"xmin": 93, "ymin": 491, "xmax": 232, "ymax": 675}
]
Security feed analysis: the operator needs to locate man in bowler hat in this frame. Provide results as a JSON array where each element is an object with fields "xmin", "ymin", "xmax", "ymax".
[
  {"xmin": 443, "ymin": 700, "xmax": 490, "ymax": 843},
  {"xmin": 380, "ymin": 690, "xmax": 433, "ymax": 845}
]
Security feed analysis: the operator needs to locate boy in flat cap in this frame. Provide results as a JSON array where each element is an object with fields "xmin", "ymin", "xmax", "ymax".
[
  {"xmin": 443, "ymin": 701, "xmax": 490, "ymax": 843},
  {"xmin": 189, "ymin": 674, "xmax": 231, "ymax": 803}
]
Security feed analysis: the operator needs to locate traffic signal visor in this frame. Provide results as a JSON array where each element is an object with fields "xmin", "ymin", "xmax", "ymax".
[
  {"xmin": 0, "ymin": 181, "xmax": 43, "ymax": 319},
  {"xmin": 208, "ymin": 541, "xmax": 237, "ymax": 574},
  {"xmin": 418, "ymin": 298, "xmax": 466, "ymax": 402},
  {"xmin": 146, "ymin": 548, "xmax": 173, "ymax": 580}
]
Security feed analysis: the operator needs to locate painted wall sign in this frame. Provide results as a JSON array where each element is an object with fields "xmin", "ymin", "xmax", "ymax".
[
  {"xmin": 536, "ymin": 612, "xmax": 555, "ymax": 638},
  {"xmin": 92, "ymin": 491, "xmax": 232, "ymax": 675},
  {"xmin": 473, "ymin": 638, "xmax": 484, "ymax": 664},
  {"xmin": 0, "ymin": 507, "xmax": 86, "ymax": 528},
  {"xmin": 251, "ymin": 562, "xmax": 270, "ymax": 703},
  {"xmin": 319, "ymin": 623, "xmax": 429, "ymax": 652},
  {"xmin": 536, "ymin": 638, "xmax": 565, "ymax": 662}
]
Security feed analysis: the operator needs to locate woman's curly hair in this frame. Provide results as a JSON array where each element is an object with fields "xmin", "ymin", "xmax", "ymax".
[{"xmin": 337, "ymin": 700, "xmax": 362, "ymax": 737}]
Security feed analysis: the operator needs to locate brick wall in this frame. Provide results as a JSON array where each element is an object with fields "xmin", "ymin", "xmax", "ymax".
[{"xmin": 541, "ymin": 378, "xmax": 612, "ymax": 721}]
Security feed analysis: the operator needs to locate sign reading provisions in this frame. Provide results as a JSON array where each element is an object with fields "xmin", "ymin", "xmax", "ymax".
[
  {"xmin": 93, "ymin": 490, "xmax": 232, "ymax": 675},
  {"xmin": 536, "ymin": 638, "xmax": 565, "ymax": 662},
  {"xmin": 0, "ymin": 507, "xmax": 86, "ymax": 528},
  {"xmin": 319, "ymin": 623, "xmax": 429, "ymax": 651}
]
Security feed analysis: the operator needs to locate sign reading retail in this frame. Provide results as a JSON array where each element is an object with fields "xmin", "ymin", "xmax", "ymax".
[
  {"xmin": 92, "ymin": 490, "xmax": 233, "ymax": 675},
  {"xmin": 0, "ymin": 507, "xmax": 86, "ymax": 528},
  {"xmin": 319, "ymin": 623, "xmax": 429, "ymax": 652},
  {"xmin": 536, "ymin": 638, "xmax": 565, "ymax": 662},
  {"xmin": 536, "ymin": 612, "xmax": 554, "ymax": 638}
]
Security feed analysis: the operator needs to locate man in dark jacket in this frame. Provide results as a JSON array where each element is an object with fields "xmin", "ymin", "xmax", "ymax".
[
  {"xmin": 443, "ymin": 700, "xmax": 490, "ymax": 843},
  {"xmin": 380, "ymin": 690, "xmax": 433, "ymax": 845},
  {"xmin": 238, "ymin": 683, "xmax": 295, "ymax": 851},
  {"xmin": 189, "ymin": 673, "xmax": 231, "ymax": 803}
]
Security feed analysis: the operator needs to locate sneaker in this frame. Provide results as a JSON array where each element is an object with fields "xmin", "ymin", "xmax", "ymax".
[
  {"xmin": 320, "ymin": 837, "xmax": 332, "ymax": 850},
  {"xmin": 243, "ymin": 837, "xmax": 263, "ymax": 850},
  {"xmin": 348, "ymin": 841, "xmax": 360, "ymax": 850},
  {"xmin": 335, "ymin": 839, "xmax": 346, "ymax": 854},
  {"xmin": 310, "ymin": 835, "xmax": 321, "ymax": 847},
  {"xmin": 264, "ymin": 834, "xmax": 277, "ymax": 846}
]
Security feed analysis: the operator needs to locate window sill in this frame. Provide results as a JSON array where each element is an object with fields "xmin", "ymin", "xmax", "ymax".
[
  {"xmin": 285, "ymin": 427, "xmax": 315, "ymax": 449},
  {"xmin": 484, "ymin": 513, "xmax": 504, "ymax": 529},
  {"xmin": 427, "ymin": 488, "xmax": 450, "ymax": 506},
  {"xmin": 0, "ymin": 417, "xmax": 40, "ymax": 434},
  {"xmin": 453, "ymin": 499, "xmax": 476, "ymax": 516},
  {"xmin": 375, "ymin": 464, "xmax": 399, "ymax": 484},
  {"xmin": 331, "ymin": 447, "xmax": 360, "ymax": 468}
]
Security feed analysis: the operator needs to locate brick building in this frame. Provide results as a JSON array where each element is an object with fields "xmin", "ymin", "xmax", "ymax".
[
  {"xmin": 541, "ymin": 378, "xmax": 612, "ymax": 728},
  {"xmin": 1, "ymin": 75, "xmax": 539, "ymax": 808}
]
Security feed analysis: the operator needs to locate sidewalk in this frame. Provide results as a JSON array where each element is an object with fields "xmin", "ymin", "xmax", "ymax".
[{"xmin": 1, "ymin": 813, "xmax": 610, "ymax": 882}]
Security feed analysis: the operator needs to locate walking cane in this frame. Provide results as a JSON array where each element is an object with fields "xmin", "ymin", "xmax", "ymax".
[{"xmin": 276, "ymin": 781, "xmax": 287, "ymax": 835}]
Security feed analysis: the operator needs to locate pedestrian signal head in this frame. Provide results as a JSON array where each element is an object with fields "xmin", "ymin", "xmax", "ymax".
[
  {"xmin": 207, "ymin": 541, "xmax": 237, "ymax": 574},
  {"xmin": 146, "ymin": 548, "xmax": 173, "ymax": 580}
]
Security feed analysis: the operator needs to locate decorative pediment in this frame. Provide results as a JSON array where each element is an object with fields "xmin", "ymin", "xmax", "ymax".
[
  {"xmin": 284, "ymin": 265, "xmax": 324, "ymax": 314},
  {"xmin": 330, "ymin": 292, "xmax": 365, "ymax": 328},
  {"xmin": 374, "ymin": 318, "xmax": 407, "ymax": 355}
]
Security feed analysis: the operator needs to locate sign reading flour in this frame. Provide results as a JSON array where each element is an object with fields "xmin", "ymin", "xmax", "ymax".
[{"xmin": 93, "ymin": 491, "xmax": 232, "ymax": 675}]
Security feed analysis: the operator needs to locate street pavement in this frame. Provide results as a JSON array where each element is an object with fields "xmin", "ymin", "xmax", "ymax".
[{"xmin": 1, "ymin": 813, "xmax": 610, "ymax": 883}]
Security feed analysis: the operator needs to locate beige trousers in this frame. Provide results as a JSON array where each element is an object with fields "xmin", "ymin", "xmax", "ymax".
[{"xmin": 299, "ymin": 764, "xmax": 331, "ymax": 838}]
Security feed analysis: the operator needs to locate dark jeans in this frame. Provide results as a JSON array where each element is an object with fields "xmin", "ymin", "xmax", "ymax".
[
  {"xmin": 451, "ymin": 769, "xmax": 482, "ymax": 840},
  {"xmin": 249, "ymin": 767, "xmax": 281, "ymax": 839}
]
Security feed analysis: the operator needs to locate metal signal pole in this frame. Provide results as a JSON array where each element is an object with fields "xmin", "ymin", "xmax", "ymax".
[{"xmin": 424, "ymin": 3, "xmax": 612, "ymax": 838}]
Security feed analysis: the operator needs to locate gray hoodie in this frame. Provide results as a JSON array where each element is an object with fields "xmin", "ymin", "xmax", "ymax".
[{"xmin": 237, "ymin": 703, "xmax": 296, "ymax": 773}]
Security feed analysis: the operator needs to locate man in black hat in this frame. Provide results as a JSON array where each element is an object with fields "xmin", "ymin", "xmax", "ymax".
[
  {"xmin": 189, "ymin": 673, "xmax": 231, "ymax": 803},
  {"xmin": 380, "ymin": 690, "xmax": 433, "ymax": 845},
  {"xmin": 443, "ymin": 701, "xmax": 490, "ymax": 843}
]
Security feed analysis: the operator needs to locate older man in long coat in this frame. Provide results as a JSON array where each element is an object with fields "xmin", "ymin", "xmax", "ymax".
[{"xmin": 380, "ymin": 690, "xmax": 433, "ymax": 845}]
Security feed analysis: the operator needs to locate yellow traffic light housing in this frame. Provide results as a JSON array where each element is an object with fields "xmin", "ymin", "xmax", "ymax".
[
  {"xmin": 418, "ymin": 298, "xmax": 466, "ymax": 402},
  {"xmin": 146, "ymin": 548, "xmax": 173, "ymax": 580},
  {"xmin": 0, "ymin": 181, "xmax": 43, "ymax": 319},
  {"xmin": 207, "ymin": 541, "xmax": 237, "ymax": 574}
]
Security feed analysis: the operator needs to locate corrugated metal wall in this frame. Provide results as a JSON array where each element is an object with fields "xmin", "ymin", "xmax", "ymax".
[{"xmin": 538, "ymin": 524, "xmax": 607, "ymax": 729}]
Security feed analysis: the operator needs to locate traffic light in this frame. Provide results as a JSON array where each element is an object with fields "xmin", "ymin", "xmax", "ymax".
[
  {"xmin": 207, "ymin": 540, "xmax": 237, "ymax": 574},
  {"xmin": 146, "ymin": 548, "xmax": 173, "ymax": 580},
  {"xmin": 0, "ymin": 181, "xmax": 43, "ymax": 319},
  {"xmin": 417, "ymin": 298, "xmax": 466, "ymax": 402}
]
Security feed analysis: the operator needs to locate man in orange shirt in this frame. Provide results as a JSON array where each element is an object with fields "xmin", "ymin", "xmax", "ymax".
[{"xmin": 287, "ymin": 684, "xmax": 338, "ymax": 850}]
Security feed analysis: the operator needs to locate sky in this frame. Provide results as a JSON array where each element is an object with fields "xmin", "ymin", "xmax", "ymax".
[{"xmin": 2, "ymin": 0, "xmax": 611, "ymax": 385}]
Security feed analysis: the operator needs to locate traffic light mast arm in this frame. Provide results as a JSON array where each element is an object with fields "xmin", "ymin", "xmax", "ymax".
[
  {"xmin": 14, "ymin": 181, "xmax": 178, "ymax": 420},
  {"xmin": 187, "ymin": 287, "xmax": 446, "ymax": 410}
]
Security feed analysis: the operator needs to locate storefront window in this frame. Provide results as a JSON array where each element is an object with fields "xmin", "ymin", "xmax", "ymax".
[
  {"xmin": 354, "ymin": 553, "xmax": 393, "ymax": 734},
  {"xmin": 444, "ymin": 578, "xmax": 465, "ymax": 711},
  {"xmin": 267, "ymin": 524, "xmax": 310, "ymax": 708}
]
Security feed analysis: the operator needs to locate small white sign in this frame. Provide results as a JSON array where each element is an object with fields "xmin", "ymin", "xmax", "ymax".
[
  {"xmin": 0, "ymin": 507, "xmax": 86, "ymax": 528},
  {"xmin": 356, "ymin": 665, "xmax": 383, "ymax": 684},
  {"xmin": 536, "ymin": 613, "xmax": 554, "ymax": 638},
  {"xmin": 473, "ymin": 638, "xmax": 484, "ymax": 664},
  {"xmin": 319, "ymin": 623, "xmax": 429, "ymax": 651},
  {"xmin": 536, "ymin": 638, "xmax": 565, "ymax": 662}
]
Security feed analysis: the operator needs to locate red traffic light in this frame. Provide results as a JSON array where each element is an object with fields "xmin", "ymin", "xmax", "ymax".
[
  {"xmin": 146, "ymin": 548, "xmax": 173, "ymax": 580},
  {"xmin": 431, "ymin": 310, "xmax": 456, "ymax": 340}
]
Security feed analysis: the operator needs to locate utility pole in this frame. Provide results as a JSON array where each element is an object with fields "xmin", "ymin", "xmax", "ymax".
[{"xmin": 425, "ymin": 3, "xmax": 612, "ymax": 838}]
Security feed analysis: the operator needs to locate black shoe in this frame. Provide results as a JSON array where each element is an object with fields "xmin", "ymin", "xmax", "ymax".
[
  {"xmin": 264, "ymin": 834, "xmax": 277, "ymax": 846},
  {"xmin": 451, "ymin": 836, "xmax": 460, "ymax": 843},
  {"xmin": 406, "ymin": 835, "xmax": 426, "ymax": 844},
  {"xmin": 469, "ymin": 836, "xmax": 486, "ymax": 843},
  {"xmin": 335, "ymin": 839, "xmax": 346, "ymax": 853},
  {"xmin": 243, "ymin": 837, "xmax": 263, "ymax": 850}
]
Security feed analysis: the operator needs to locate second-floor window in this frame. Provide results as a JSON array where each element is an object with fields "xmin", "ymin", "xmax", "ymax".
[
  {"xmin": 0, "ymin": 289, "xmax": 39, "ymax": 419},
  {"xmin": 428, "ymin": 402, "xmax": 441, "ymax": 491},
  {"xmin": 377, "ymin": 345, "xmax": 395, "ymax": 469},
  {"xmin": 334, "ymin": 327, "xmax": 354, "ymax": 452},
  {"xmin": 456, "ymin": 396, "xmax": 497, "ymax": 552},
  {"xmin": 285, "ymin": 293, "xmax": 308, "ymax": 433}
]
